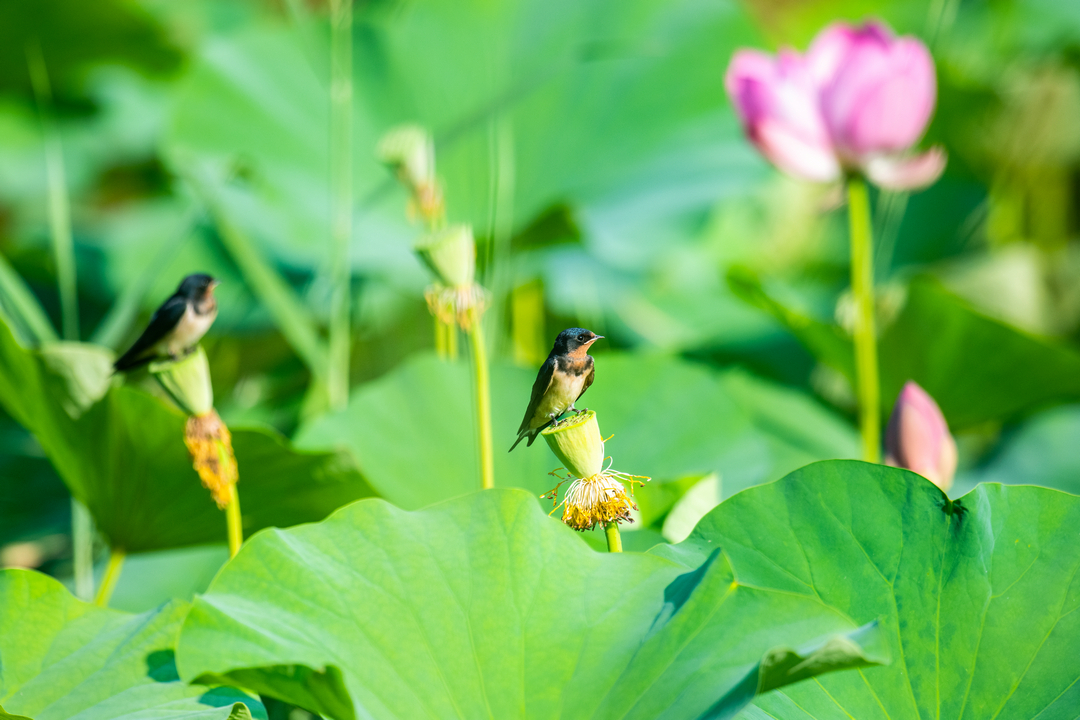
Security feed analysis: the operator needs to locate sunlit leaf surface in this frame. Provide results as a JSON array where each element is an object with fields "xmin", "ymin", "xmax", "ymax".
[
  {"xmin": 177, "ymin": 488, "xmax": 884, "ymax": 720},
  {"xmin": 0, "ymin": 569, "xmax": 263, "ymax": 720},
  {"xmin": 651, "ymin": 461, "xmax": 1080, "ymax": 720}
]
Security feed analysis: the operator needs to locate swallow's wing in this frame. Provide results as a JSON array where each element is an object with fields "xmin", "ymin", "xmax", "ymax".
[
  {"xmin": 113, "ymin": 294, "xmax": 186, "ymax": 370},
  {"xmin": 576, "ymin": 360, "xmax": 595, "ymax": 403},
  {"xmin": 517, "ymin": 354, "xmax": 556, "ymax": 434}
]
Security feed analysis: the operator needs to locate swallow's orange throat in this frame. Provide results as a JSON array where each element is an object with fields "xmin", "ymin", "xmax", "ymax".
[{"xmin": 567, "ymin": 339, "xmax": 599, "ymax": 359}]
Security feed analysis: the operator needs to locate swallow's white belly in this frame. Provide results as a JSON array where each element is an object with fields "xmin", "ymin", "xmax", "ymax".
[
  {"xmin": 155, "ymin": 305, "xmax": 217, "ymax": 357},
  {"xmin": 533, "ymin": 369, "xmax": 587, "ymax": 428}
]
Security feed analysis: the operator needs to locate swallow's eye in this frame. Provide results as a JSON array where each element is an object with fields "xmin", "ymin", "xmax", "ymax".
[{"xmin": 577, "ymin": 334, "xmax": 587, "ymax": 342}]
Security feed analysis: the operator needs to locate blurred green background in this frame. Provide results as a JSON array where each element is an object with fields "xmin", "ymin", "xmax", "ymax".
[{"xmin": 2, "ymin": 0, "xmax": 1079, "ymax": 611}]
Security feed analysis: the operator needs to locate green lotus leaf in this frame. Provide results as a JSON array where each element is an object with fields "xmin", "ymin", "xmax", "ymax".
[
  {"xmin": 651, "ymin": 460, "xmax": 1080, "ymax": 720},
  {"xmin": 0, "ymin": 317, "xmax": 376, "ymax": 553},
  {"xmin": 176, "ymin": 488, "xmax": 885, "ymax": 720},
  {"xmin": 729, "ymin": 270, "xmax": 1080, "ymax": 430},
  {"xmin": 0, "ymin": 569, "xmax": 263, "ymax": 720},
  {"xmin": 294, "ymin": 352, "xmax": 857, "ymax": 512}
]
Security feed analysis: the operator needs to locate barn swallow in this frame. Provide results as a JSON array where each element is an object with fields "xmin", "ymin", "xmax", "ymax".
[
  {"xmin": 510, "ymin": 328, "xmax": 603, "ymax": 451},
  {"xmin": 113, "ymin": 273, "xmax": 219, "ymax": 372}
]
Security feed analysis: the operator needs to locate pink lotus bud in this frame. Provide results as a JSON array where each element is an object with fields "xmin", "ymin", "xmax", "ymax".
[
  {"xmin": 725, "ymin": 20, "xmax": 946, "ymax": 190},
  {"xmin": 885, "ymin": 381, "xmax": 957, "ymax": 491}
]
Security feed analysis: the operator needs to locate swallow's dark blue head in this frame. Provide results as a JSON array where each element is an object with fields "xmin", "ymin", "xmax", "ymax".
[
  {"xmin": 177, "ymin": 273, "xmax": 218, "ymax": 300},
  {"xmin": 553, "ymin": 327, "xmax": 603, "ymax": 355}
]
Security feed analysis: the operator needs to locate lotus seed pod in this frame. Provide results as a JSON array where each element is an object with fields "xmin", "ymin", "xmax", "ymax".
[
  {"xmin": 150, "ymin": 347, "xmax": 214, "ymax": 416},
  {"xmin": 376, "ymin": 124, "xmax": 435, "ymax": 190},
  {"xmin": 415, "ymin": 225, "xmax": 476, "ymax": 288},
  {"xmin": 542, "ymin": 410, "xmax": 604, "ymax": 479}
]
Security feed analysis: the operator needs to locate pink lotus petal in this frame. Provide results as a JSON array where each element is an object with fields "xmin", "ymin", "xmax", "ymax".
[
  {"xmin": 885, "ymin": 381, "xmax": 957, "ymax": 491},
  {"xmin": 820, "ymin": 29, "xmax": 937, "ymax": 158},
  {"xmin": 725, "ymin": 49, "xmax": 841, "ymax": 182},
  {"xmin": 864, "ymin": 147, "xmax": 946, "ymax": 190}
]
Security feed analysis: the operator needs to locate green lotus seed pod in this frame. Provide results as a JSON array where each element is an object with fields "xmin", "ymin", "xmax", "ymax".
[
  {"xmin": 376, "ymin": 124, "xmax": 434, "ymax": 190},
  {"xmin": 542, "ymin": 410, "xmax": 604, "ymax": 479},
  {"xmin": 415, "ymin": 224, "xmax": 476, "ymax": 288},
  {"xmin": 150, "ymin": 346, "xmax": 213, "ymax": 416}
]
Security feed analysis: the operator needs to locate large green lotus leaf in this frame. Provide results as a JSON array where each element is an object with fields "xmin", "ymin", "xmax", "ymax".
[
  {"xmin": 0, "ymin": 318, "xmax": 376, "ymax": 553},
  {"xmin": 730, "ymin": 270, "xmax": 1080, "ymax": 430},
  {"xmin": 952, "ymin": 405, "xmax": 1080, "ymax": 498},
  {"xmin": 650, "ymin": 461, "xmax": 1080, "ymax": 720},
  {"xmin": 0, "ymin": 569, "xmax": 262, "ymax": 720},
  {"xmin": 176, "ymin": 488, "xmax": 885, "ymax": 720},
  {"xmin": 294, "ymin": 352, "xmax": 857, "ymax": 510}
]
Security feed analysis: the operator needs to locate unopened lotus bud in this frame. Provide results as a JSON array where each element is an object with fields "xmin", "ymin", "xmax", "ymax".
[
  {"xmin": 184, "ymin": 409, "xmax": 238, "ymax": 509},
  {"xmin": 376, "ymin": 124, "xmax": 434, "ymax": 191},
  {"xmin": 415, "ymin": 225, "xmax": 475, "ymax": 288},
  {"xmin": 377, "ymin": 124, "xmax": 443, "ymax": 223},
  {"xmin": 542, "ymin": 410, "xmax": 605, "ymax": 479},
  {"xmin": 150, "ymin": 347, "xmax": 213, "ymax": 416},
  {"xmin": 885, "ymin": 381, "xmax": 957, "ymax": 491}
]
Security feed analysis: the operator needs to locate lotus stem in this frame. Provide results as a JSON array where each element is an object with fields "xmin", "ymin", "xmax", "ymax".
[
  {"xmin": 848, "ymin": 177, "xmax": 880, "ymax": 463},
  {"xmin": 446, "ymin": 321, "xmax": 458, "ymax": 360},
  {"xmin": 468, "ymin": 307, "xmax": 494, "ymax": 490},
  {"xmin": 604, "ymin": 521, "xmax": 622, "ymax": 553},
  {"xmin": 71, "ymin": 500, "xmax": 94, "ymax": 601},
  {"xmin": 94, "ymin": 547, "xmax": 125, "ymax": 607},
  {"xmin": 225, "ymin": 484, "xmax": 243, "ymax": 558},
  {"xmin": 327, "ymin": 0, "xmax": 353, "ymax": 411}
]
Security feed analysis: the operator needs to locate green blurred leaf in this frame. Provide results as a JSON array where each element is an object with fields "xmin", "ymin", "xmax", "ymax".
[
  {"xmin": 163, "ymin": 0, "xmax": 761, "ymax": 269},
  {"xmin": 953, "ymin": 405, "xmax": 1080, "ymax": 497},
  {"xmin": 651, "ymin": 460, "xmax": 1080, "ymax": 720},
  {"xmin": 177, "ymin": 488, "xmax": 884, "ymax": 720},
  {"xmin": 0, "ymin": 569, "xmax": 262, "ymax": 719},
  {"xmin": 294, "ymin": 352, "xmax": 858, "ymax": 511},
  {"xmin": 0, "ymin": 317, "xmax": 376, "ymax": 552},
  {"xmin": 0, "ymin": 0, "xmax": 180, "ymax": 100},
  {"xmin": 731, "ymin": 270, "xmax": 1080, "ymax": 429}
]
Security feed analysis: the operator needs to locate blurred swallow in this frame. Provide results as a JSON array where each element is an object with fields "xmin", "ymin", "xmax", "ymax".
[
  {"xmin": 510, "ymin": 328, "xmax": 603, "ymax": 451},
  {"xmin": 114, "ymin": 273, "xmax": 219, "ymax": 372}
]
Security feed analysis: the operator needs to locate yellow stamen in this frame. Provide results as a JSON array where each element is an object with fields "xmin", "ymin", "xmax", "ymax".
[{"xmin": 184, "ymin": 409, "xmax": 239, "ymax": 509}]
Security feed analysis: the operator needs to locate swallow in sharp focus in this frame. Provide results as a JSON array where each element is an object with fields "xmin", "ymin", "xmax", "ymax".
[
  {"xmin": 509, "ymin": 328, "xmax": 603, "ymax": 452},
  {"xmin": 113, "ymin": 273, "xmax": 220, "ymax": 372}
]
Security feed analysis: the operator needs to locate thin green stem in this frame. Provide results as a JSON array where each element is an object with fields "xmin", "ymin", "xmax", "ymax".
[
  {"xmin": 71, "ymin": 500, "xmax": 94, "ymax": 601},
  {"xmin": 327, "ymin": 0, "xmax": 353, "ymax": 411},
  {"xmin": 604, "ymin": 522, "xmax": 622, "ymax": 553},
  {"xmin": 27, "ymin": 42, "xmax": 78, "ymax": 342},
  {"xmin": 446, "ymin": 320, "xmax": 458, "ymax": 360},
  {"xmin": 435, "ymin": 317, "xmax": 447, "ymax": 358},
  {"xmin": 847, "ymin": 177, "xmax": 880, "ymax": 463},
  {"xmin": 94, "ymin": 547, "xmax": 125, "ymax": 607},
  {"xmin": 468, "ymin": 307, "xmax": 494, "ymax": 490},
  {"xmin": 226, "ymin": 484, "xmax": 243, "ymax": 558}
]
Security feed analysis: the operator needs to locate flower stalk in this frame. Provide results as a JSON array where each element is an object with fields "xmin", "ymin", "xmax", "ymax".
[
  {"xmin": 94, "ymin": 548, "xmax": 125, "ymax": 607},
  {"xmin": 847, "ymin": 177, "xmax": 880, "ymax": 462},
  {"xmin": 604, "ymin": 522, "xmax": 622, "ymax": 553},
  {"xmin": 327, "ymin": 0, "xmax": 354, "ymax": 412},
  {"xmin": 468, "ymin": 307, "xmax": 494, "ymax": 490}
]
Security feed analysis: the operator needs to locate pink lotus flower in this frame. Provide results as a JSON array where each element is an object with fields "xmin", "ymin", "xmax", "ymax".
[
  {"xmin": 885, "ymin": 381, "xmax": 957, "ymax": 491},
  {"xmin": 725, "ymin": 21, "xmax": 946, "ymax": 190}
]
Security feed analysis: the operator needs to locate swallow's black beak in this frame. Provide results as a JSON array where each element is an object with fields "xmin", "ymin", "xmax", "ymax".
[{"xmin": 586, "ymin": 334, "xmax": 604, "ymax": 345}]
